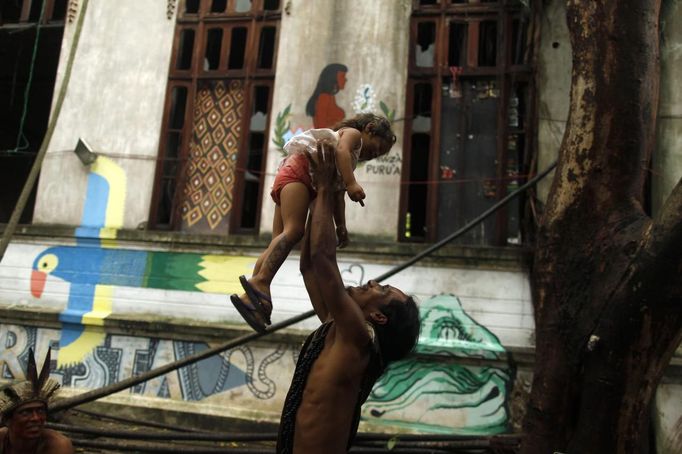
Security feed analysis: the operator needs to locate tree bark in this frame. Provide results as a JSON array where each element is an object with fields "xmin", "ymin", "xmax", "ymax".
[{"xmin": 522, "ymin": 0, "xmax": 682, "ymax": 453}]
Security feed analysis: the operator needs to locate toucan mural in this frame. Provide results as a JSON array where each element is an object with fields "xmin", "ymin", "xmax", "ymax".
[{"xmin": 29, "ymin": 156, "xmax": 255, "ymax": 366}]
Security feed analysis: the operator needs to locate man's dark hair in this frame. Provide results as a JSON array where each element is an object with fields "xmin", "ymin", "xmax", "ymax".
[{"xmin": 373, "ymin": 296, "xmax": 420, "ymax": 363}]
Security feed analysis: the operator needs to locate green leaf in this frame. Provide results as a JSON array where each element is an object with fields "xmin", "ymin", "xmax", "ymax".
[
  {"xmin": 380, "ymin": 100, "xmax": 389, "ymax": 116},
  {"xmin": 387, "ymin": 436, "xmax": 398, "ymax": 450}
]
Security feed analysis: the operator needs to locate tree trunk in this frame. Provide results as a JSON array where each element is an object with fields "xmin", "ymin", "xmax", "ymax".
[{"xmin": 522, "ymin": 0, "xmax": 682, "ymax": 453}]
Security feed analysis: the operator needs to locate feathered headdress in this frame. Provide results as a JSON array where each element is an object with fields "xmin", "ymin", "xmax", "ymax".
[{"xmin": 0, "ymin": 348, "xmax": 60, "ymax": 422}]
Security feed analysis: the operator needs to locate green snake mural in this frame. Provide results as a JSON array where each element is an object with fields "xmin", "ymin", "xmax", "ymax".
[{"xmin": 362, "ymin": 294, "xmax": 512, "ymax": 435}]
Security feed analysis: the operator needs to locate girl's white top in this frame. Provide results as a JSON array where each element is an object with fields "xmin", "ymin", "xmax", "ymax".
[{"xmin": 282, "ymin": 128, "xmax": 361, "ymax": 191}]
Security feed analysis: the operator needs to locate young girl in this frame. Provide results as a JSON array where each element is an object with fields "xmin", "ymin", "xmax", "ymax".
[{"xmin": 230, "ymin": 113, "xmax": 397, "ymax": 332}]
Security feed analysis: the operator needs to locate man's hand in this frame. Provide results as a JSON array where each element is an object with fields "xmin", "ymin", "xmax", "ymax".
[{"xmin": 306, "ymin": 139, "xmax": 338, "ymax": 190}]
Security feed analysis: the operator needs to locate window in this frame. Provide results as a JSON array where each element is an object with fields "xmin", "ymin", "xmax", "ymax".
[
  {"xmin": 1, "ymin": 0, "xmax": 69, "ymax": 24},
  {"xmin": 400, "ymin": 0, "xmax": 533, "ymax": 246},
  {"xmin": 0, "ymin": 0, "xmax": 66, "ymax": 223},
  {"xmin": 150, "ymin": 0, "xmax": 280, "ymax": 234}
]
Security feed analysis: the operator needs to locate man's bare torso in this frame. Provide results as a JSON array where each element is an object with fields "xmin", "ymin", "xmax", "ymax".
[
  {"xmin": 292, "ymin": 325, "xmax": 371, "ymax": 453},
  {"xmin": 0, "ymin": 428, "xmax": 72, "ymax": 454}
]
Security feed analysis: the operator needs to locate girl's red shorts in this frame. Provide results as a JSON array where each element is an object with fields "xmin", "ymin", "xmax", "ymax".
[{"xmin": 270, "ymin": 153, "xmax": 317, "ymax": 205}]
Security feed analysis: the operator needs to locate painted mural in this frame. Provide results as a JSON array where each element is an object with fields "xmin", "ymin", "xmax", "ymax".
[
  {"xmin": 31, "ymin": 153, "xmax": 257, "ymax": 366},
  {"xmin": 180, "ymin": 79, "xmax": 244, "ymax": 234},
  {"xmin": 306, "ymin": 63, "xmax": 348, "ymax": 129},
  {"xmin": 363, "ymin": 294, "xmax": 511, "ymax": 434},
  {"xmin": 0, "ymin": 323, "xmax": 292, "ymax": 409},
  {"xmin": 47, "ymin": 154, "xmax": 126, "ymax": 367},
  {"xmin": 2, "ymin": 294, "xmax": 513, "ymax": 434},
  {"xmin": 31, "ymin": 244, "xmax": 255, "ymax": 366},
  {"xmin": 271, "ymin": 62, "xmax": 397, "ymax": 162}
]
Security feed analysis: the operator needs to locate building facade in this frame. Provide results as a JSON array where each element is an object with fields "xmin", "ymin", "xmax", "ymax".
[{"xmin": 0, "ymin": 0, "xmax": 680, "ymax": 449}]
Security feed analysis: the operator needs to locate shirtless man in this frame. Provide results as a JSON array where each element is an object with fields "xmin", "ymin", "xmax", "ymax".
[
  {"xmin": 276, "ymin": 142, "xmax": 421, "ymax": 453},
  {"xmin": 0, "ymin": 349, "xmax": 73, "ymax": 454},
  {"xmin": 0, "ymin": 401, "xmax": 73, "ymax": 454}
]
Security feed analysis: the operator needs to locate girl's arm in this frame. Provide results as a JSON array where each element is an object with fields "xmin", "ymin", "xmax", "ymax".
[
  {"xmin": 333, "ymin": 191, "xmax": 349, "ymax": 248},
  {"xmin": 335, "ymin": 129, "xmax": 366, "ymax": 203}
]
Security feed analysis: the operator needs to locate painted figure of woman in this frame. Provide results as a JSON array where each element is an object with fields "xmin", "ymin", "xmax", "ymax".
[{"xmin": 306, "ymin": 63, "xmax": 348, "ymax": 128}]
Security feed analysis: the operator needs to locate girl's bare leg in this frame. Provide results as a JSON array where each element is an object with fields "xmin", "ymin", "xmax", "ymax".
[
  {"xmin": 251, "ymin": 205, "xmax": 284, "ymax": 277},
  {"xmin": 237, "ymin": 183, "xmax": 310, "ymax": 318}
]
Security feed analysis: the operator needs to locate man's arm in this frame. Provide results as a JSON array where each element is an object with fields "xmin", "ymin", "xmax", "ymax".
[
  {"xmin": 308, "ymin": 144, "xmax": 370, "ymax": 346},
  {"xmin": 300, "ymin": 212, "xmax": 329, "ymax": 322}
]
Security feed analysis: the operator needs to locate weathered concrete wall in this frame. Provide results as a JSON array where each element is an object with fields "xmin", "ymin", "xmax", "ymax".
[
  {"xmin": 536, "ymin": 0, "xmax": 571, "ymax": 202},
  {"xmin": 263, "ymin": 0, "xmax": 411, "ymax": 238},
  {"xmin": 653, "ymin": 0, "xmax": 682, "ymax": 214},
  {"xmin": 33, "ymin": 0, "xmax": 175, "ymax": 228},
  {"xmin": 654, "ymin": 383, "xmax": 682, "ymax": 454}
]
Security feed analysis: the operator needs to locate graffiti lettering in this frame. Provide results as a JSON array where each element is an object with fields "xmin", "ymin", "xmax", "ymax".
[
  {"xmin": 364, "ymin": 164, "xmax": 401, "ymax": 176},
  {"xmin": 0, "ymin": 325, "xmax": 29, "ymax": 379}
]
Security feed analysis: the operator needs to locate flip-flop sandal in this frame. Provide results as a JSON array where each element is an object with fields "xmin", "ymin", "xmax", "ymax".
[
  {"xmin": 230, "ymin": 294, "xmax": 267, "ymax": 333},
  {"xmin": 239, "ymin": 275, "xmax": 272, "ymax": 325}
]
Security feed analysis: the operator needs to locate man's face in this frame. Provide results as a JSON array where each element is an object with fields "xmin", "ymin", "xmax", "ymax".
[
  {"xmin": 348, "ymin": 280, "xmax": 408, "ymax": 321},
  {"xmin": 7, "ymin": 402, "xmax": 47, "ymax": 440}
]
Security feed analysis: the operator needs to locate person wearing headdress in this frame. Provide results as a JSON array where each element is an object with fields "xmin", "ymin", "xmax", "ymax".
[{"xmin": 0, "ymin": 349, "xmax": 73, "ymax": 454}]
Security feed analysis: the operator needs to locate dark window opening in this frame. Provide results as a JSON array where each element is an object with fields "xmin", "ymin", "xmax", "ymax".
[
  {"xmin": 177, "ymin": 29, "xmax": 195, "ymax": 70},
  {"xmin": 169, "ymin": 87, "xmax": 188, "ymax": 129},
  {"xmin": 511, "ymin": 18, "xmax": 528, "ymax": 65},
  {"xmin": 240, "ymin": 132, "xmax": 264, "ymax": 229},
  {"xmin": 264, "ymin": 0, "xmax": 280, "ymax": 11},
  {"xmin": 204, "ymin": 28, "xmax": 223, "ymax": 70},
  {"xmin": 29, "ymin": 0, "xmax": 46, "ymax": 22},
  {"xmin": 253, "ymin": 85, "xmax": 269, "ymax": 118},
  {"xmin": 52, "ymin": 0, "xmax": 67, "ymax": 21},
  {"xmin": 211, "ymin": 0, "xmax": 228, "ymax": 13},
  {"xmin": 406, "ymin": 133, "xmax": 430, "ymax": 240},
  {"xmin": 228, "ymin": 27, "xmax": 247, "ymax": 69},
  {"xmin": 1, "ymin": 1, "xmax": 22, "ymax": 22},
  {"xmin": 420, "ymin": 0, "xmax": 439, "ymax": 5},
  {"xmin": 0, "ymin": 26, "xmax": 64, "ymax": 223},
  {"xmin": 448, "ymin": 22, "xmax": 467, "ymax": 67},
  {"xmin": 185, "ymin": 0, "xmax": 200, "ymax": 14},
  {"xmin": 413, "ymin": 83, "xmax": 432, "ymax": 133},
  {"xmin": 416, "ymin": 22, "xmax": 436, "ymax": 67},
  {"xmin": 257, "ymin": 26, "xmax": 276, "ymax": 69},
  {"xmin": 478, "ymin": 20, "xmax": 497, "ymax": 66}
]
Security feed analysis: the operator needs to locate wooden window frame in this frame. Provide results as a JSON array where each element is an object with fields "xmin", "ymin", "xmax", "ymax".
[
  {"xmin": 149, "ymin": 0, "xmax": 281, "ymax": 232},
  {"xmin": 400, "ymin": 0, "xmax": 533, "ymax": 244}
]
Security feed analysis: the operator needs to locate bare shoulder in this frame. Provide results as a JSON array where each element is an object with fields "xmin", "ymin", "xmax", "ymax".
[
  {"xmin": 328, "ymin": 321, "xmax": 372, "ymax": 360},
  {"xmin": 337, "ymin": 127, "xmax": 361, "ymax": 146},
  {"xmin": 41, "ymin": 429, "xmax": 74, "ymax": 454}
]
